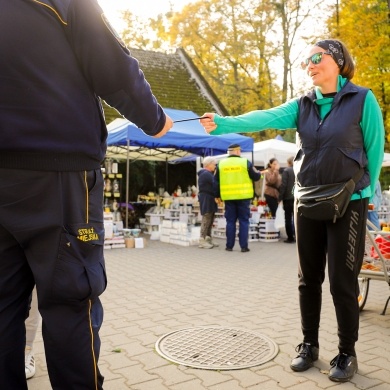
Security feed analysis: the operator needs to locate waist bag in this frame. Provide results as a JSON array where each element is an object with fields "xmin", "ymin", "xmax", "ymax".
[{"xmin": 296, "ymin": 169, "xmax": 364, "ymax": 223}]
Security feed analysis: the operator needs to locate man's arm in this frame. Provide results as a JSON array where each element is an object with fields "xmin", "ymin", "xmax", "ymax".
[
  {"xmin": 67, "ymin": 0, "xmax": 172, "ymax": 137},
  {"xmin": 247, "ymin": 161, "xmax": 261, "ymax": 182}
]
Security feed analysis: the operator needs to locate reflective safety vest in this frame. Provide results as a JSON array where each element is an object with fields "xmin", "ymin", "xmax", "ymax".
[{"xmin": 219, "ymin": 157, "xmax": 254, "ymax": 200}]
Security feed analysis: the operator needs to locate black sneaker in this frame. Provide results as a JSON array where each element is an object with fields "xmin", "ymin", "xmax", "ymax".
[
  {"xmin": 290, "ymin": 343, "xmax": 319, "ymax": 372},
  {"xmin": 225, "ymin": 247, "xmax": 233, "ymax": 251},
  {"xmin": 329, "ymin": 353, "xmax": 358, "ymax": 382},
  {"xmin": 241, "ymin": 248, "xmax": 250, "ymax": 252}
]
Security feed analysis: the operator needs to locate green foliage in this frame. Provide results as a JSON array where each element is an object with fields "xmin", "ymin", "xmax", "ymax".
[
  {"xmin": 380, "ymin": 167, "xmax": 390, "ymax": 191},
  {"xmin": 117, "ymin": 1, "xmax": 331, "ymax": 118},
  {"xmin": 327, "ymin": 0, "xmax": 390, "ymax": 148},
  {"xmin": 158, "ymin": 0, "xmax": 285, "ymax": 114},
  {"xmin": 120, "ymin": 10, "xmax": 168, "ymax": 51},
  {"xmin": 250, "ymin": 129, "xmax": 296, "ymax": 143}
]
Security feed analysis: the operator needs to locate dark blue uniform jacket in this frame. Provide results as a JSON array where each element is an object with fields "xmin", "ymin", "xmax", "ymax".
[{"xmin": 0, "ymin": 0, "xmax": 166, "ymax": 171}]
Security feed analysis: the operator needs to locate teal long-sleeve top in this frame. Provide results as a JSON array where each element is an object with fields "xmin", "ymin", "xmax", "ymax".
[{"xmin": 211, "ymin": 76, "xmax": 385, "ymax": 200}]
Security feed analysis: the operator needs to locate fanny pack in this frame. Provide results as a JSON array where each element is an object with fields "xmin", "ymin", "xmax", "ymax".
[{"xmin": 296, "ymin": 169, "xmax": 364, "ymax": 223}]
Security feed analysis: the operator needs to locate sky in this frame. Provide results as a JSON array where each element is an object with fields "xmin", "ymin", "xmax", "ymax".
[{"xmin": 98, "ymin": 0, "xmax": 193, "ymax": 31}]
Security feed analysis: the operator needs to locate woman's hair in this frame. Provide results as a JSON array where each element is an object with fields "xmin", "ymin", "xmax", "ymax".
[
  {"xmin": 337, "ymin": 40, "xmax": 355, "ymax": 80},
  {"xmin": 203, "ymin": 156, "xmax": 217, "ymax": 167},
  {"xmin": 316, "ymin": 39, "xmax": 355, "ymax": 80},
  {"xmin": 267, "ymin": 158, "xmax": 278, "ymax": 168}
]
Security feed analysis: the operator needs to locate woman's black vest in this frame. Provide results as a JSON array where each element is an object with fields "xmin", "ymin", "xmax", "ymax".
[{"xmin": 295, "ymin": 81, "xmax": 370, "ymax": 193}]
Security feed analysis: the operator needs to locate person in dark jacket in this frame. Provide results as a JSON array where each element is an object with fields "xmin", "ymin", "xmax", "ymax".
[
  {"xmin": 0, "ymin": 1, "xmax": 172, "ymax": 389},
  {"xmin": 200, "ymin": 39, "xmax": 384, "ymax": 383},
  {"xmin": 278, "ymin": 156, "xmax": 296, "ymax": 243},
  {"xmin": 197, "ymin": 157, "xmax": 218, "ymax": 249}
]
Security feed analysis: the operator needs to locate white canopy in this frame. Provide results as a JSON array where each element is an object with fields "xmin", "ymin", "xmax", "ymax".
[{"xmin": 213, "ymin": 138, "xmax": 297, "ymax": 168}]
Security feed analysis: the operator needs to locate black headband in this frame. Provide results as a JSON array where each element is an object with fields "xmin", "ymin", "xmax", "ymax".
[{"xmin": 315, "ymin": 40, "xmax": 344, "ymax": 68}]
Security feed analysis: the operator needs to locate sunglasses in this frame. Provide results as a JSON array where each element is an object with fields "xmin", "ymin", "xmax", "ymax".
[{"xmin": 301, "ymin": 51, "xmax": 332, "ymax": 70}]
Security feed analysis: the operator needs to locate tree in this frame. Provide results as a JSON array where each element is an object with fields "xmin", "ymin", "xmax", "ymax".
[
  {"xmin": 327, "ymin": 0, "xmax": 389, "ymax": 144},
  {"xmin": 116, "ymin": 0, "xmax": 336, "ymax": 142},
  {"xmin": 120, "ymin": 10, "xmax": 169, "ymax": 51},
  {"xmin": 271, "ymin": 0, "xmax": 324, "ymax": 101},
  {"xmin": 163, "ymin": 0, "xmax": 283, "ymax": 116}
]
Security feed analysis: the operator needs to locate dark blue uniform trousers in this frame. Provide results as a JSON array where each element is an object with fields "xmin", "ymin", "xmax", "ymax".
[
  {"xmin": 0, "ymin": 168, "xmax": 106, "ymax": 390},
  {"xmin": 224, "ymin": 199, "xmax": 250, "ymax": 249}
]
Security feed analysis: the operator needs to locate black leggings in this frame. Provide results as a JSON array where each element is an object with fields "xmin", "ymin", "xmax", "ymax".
[
  {"xmin": 265, "ymin": 194, "xmax": 279, "ymax": 217},
  {"xmin": 295, "ymin": 198, "xmax": 368, "ymax": 356}
]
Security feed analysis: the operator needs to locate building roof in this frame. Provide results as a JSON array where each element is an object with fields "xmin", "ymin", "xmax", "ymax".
[{"xmin": 103, "ymin": 48, "xmax": 229, "ymax": 124}]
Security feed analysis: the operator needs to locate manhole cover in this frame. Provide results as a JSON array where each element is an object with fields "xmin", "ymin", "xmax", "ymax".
[{"xmin": 155, "ymin": 326, "xmax": 279, "ymax": 370}]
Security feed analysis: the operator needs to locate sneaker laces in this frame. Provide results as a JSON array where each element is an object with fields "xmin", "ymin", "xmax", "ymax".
[
  {"xmin": 295, "ymin": 343, "xmax": 312, "ymax": 358},
  {"xmin": 330, "ymin": 353, "xmax": 349, "ymax": 369}
]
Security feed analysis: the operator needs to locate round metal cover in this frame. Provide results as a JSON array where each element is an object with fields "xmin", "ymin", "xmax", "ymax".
[{"xmin": 155, "ymin": 326, "xmax": 279, "ymax": 370}]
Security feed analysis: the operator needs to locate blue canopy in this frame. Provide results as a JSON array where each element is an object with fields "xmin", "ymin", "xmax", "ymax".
[{"xmin": 106, "ymin": 108, "xmax": 253, "ymax": 161}]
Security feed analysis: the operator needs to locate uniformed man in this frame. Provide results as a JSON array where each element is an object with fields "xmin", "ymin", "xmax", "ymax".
[
  {"xmin": 0, "ymin": 1, "xmax": 172, "ymax": 389},
  {"xmin": 215, "ymin": 144, "xmax": 260, "ymax": 252}
]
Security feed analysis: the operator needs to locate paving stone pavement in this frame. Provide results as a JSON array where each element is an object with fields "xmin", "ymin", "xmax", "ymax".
[{"xmin": 28, "ymin": 237, "xmax": 390, "ymax": 389}]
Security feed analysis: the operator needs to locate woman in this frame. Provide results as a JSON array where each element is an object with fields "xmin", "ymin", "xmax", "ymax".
[
  {"xmin": 262, "ymin": 158, "xmax": 282, "ymax": 217},
  {"xmin": 200, "ymin": 39, "xmax": 384, "ymax": 383},
  {"xmin": 197, "ymin": 156, "xmax": 219, "ymax": 248}
]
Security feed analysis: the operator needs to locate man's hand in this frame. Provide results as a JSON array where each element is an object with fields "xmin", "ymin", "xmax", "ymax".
[
  {"xmin": 200, "ymin": 113, "xmax": 217, "ymax": 133},
  {"xmin": 153, "ymin": 114, "xmax": 173, "ymax": 138}
]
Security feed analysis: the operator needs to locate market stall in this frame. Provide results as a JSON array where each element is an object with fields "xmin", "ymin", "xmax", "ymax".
[
  {"xmin": 106, "ymin": 108, "xmax": 254, "ymax": 161},
  {"xmin": 105, "ymin": 108, "xmax": 254, "ymax": 227}
]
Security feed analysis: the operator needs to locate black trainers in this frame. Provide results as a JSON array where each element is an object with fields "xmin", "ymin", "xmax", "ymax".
[
  {"xmin": 241, "ymin": 248, "xmax": 250, "ymax": 252},
  {"xmin": 329, "ymin": 353, "xmax": 358, "ymax": 382},
  {"xmin": 290, "ymin": 343, "xmax": 319, "ymax": 372},
  {"xmin": 225, "ymin": 247, "xmax": 233, "ymax": 251}
]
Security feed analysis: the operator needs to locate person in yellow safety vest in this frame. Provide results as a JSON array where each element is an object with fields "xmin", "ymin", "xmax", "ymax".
[{"xmin": 215, "ymin": 144, "xmax": 261, "ymax": 252}]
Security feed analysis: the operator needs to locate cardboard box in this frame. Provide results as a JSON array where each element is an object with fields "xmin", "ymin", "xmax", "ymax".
[
  {"xmin": 150, "ymin": 216, "xmax": 162, "ymax": 225},
  {"xmin": 104, "ymin": 221, "xmax": 114, "ymax": 239},
  {"xmin": 162, "ymin": 220, "xmax": 172, "ymax": 228},
  {"xmin": 125, "ymin": 238, "xmax": 135, "ymax": 248},
  {"xmin": 135, "ymin": 237, "xmax": 146, "ymax": 249},
  {"xmin": 160, "ymin": 235, "xmax": 170, "ymax": 243},
  {"xmin": 150, "ymin": 231, "xmax": 160, "ymax": 240}
]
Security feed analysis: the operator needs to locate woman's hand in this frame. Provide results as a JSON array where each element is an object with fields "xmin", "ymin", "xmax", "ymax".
[{"xmin": 200, "ymin": 113, "xmax": 217, "ymax": 133}]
